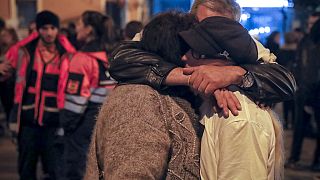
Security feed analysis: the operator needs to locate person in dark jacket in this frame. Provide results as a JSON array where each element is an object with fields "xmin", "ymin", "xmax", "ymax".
[
  {"xmin": 310, "ymin": 18, "xmax": 320, "ymax": 172},
  {"xmin": 60, "ymin": 11, "xmax": 116, "ymax": 180},
  {"xmin": 277, "ymin": 32, "xmax": 298, "ymax": 129},
  {"xmin": 286, "ymin": 12, "xmax": 320, "ymax": 171},
  {"xmin": 266, "ymin": 31, "xmax": 281, "ymax": 56}
]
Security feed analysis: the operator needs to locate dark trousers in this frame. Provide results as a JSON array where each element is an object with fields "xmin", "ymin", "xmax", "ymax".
[
  {"xmin": 283, "ymin": 100, "xmax": 295, "ymax": 129},
  {"xmin": 18, "ymin": 125, "xmax": 60, "ymax": 180},
  {"xmin": 290, "ymin": 91, "xmax": 320, "ymax": 164},
  {"xmin": 0, "ymin": 79, "xmax": 14, "ymax": 122},
  {"xmin": 290, "ymin": 92, "xmax": 310, "ymax": 162},
  {"xmin": 313, "ymin": 110, "xmax": 320, "ymax": 165},
  {"xmin": 63, "ymin": 116, "xmax": 96, "ymax": 180}
]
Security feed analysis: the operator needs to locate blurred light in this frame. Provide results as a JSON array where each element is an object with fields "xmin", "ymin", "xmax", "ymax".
[
  {"xmin": 248, "ymin": 26, "xmax": 271, "ymax": 35},
  {"xmin": 240, "ymin": 13, "xmax": 250, "ymax": 21},
  {"xmin": 259, "ymin": 27, "xmax": 265, "ymax": 33},
  {"xmin": 264, "ymin": 26, "xmax": 271, "ymax": 33},
  {"xmin": 236, "ymin": 0, "xmax": 293, "ymax": 8}
]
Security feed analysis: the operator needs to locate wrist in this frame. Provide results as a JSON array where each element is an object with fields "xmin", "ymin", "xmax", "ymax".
[
  {"xmin": 229, "ymin": 66, "xmax": 246, "ymax": 85},
  {"xmin": 164, "ymin": 67, "xmax": 189, "ymax": 86}
]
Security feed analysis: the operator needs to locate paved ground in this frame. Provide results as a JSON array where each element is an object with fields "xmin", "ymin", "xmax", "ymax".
[
  {"xmin": 0, "ymin": 130, "xmax": 319, "ymax": 179},
  {"xmin": 0, "ymin": 104, "xmax": 319, "ymax": 179}
]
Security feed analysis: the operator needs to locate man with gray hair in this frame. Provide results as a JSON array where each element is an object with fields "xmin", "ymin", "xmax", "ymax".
[{"xmin": 191, "ymin": 0, "xmax": 241, "ymax": 21}]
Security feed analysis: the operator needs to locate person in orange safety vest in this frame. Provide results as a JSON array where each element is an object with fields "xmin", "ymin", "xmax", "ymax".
[
  {"xmin": 2, "ymin": 11, "xmax": 76, "ymax": 180},
  {"xmin": 60, "ymin": 11, "xmax": 116, "ymax": 180}
]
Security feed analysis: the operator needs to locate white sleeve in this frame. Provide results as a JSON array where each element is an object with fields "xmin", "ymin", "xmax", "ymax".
[{"xmin": 252, "ymin": 36, "xmax": 277, "ymax": 63}]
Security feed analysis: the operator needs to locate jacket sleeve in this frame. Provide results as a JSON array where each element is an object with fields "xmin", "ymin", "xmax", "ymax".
[
  {"xmin": 60, "ymin": 53, "xmax": 95, "ymax": 134},
  {"xmin": 241, "ymin": 63, "xmax": 297, "ymax": 103},
  {"xmin": 110, "ymin": 42, "xmax": 297, "ymax": 103},
  {"xmin": 109, "ymin": 41, "xmax": 177, "ymax": 89}
]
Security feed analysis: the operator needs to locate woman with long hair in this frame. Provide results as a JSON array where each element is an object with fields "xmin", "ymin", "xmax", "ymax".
[{"xmin": 60, "ymin": 11, "xmax": 116, "ymax": 179}]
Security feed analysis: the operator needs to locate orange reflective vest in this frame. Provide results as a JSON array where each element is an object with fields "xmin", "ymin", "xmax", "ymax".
[
  {"xmin": 60, "ymin": 49, "xmax": 116, "ymax": 134},
  {"xmin": 5, "ymin": 33, "xmax": 76, "ymax": 130}
]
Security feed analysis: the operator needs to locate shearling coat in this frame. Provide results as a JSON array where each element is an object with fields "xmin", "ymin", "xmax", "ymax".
[{"xmin": 84, "ymin": 84, "xmax": 202, "ymax": 180}]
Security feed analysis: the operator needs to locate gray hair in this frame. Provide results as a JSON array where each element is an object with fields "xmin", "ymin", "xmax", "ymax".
[{"xmin": 190, "ymin": 0, "xmax": 241, "ymax": 21}]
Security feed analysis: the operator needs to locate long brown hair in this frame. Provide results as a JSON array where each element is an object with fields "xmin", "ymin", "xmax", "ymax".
[{"xmin": 0, "ymin": 28, "xmax": 18, "ymax": 55}]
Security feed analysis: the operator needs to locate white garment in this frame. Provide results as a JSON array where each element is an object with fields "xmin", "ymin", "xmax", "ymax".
[{"xmin": 200, "ymin": 90, "xmax": 276, "ymax": 180}]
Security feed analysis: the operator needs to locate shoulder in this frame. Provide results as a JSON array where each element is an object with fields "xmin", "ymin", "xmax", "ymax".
[
  {"xmin": 102, "ymin": 84, "xmax": 162, "ymax": 110},
  {"xmin": 98, "ymin": 84, "xmax": 164, "ymax": 123},
  {"xmin": 71, "ymin": 52, "xmax": 94, "ymax": 61},
  {"xmin": 69, "ymin": 52, "xmax": 96, "ymax": 70},
  {"xmin": 96, "ymin": 84, "xmax": 168, "ymax": 136}
]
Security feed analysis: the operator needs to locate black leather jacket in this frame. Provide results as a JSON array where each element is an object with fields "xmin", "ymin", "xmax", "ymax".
[{"xmin": 110, "ymin": 41, "xmax": 297, "ymax": 103}]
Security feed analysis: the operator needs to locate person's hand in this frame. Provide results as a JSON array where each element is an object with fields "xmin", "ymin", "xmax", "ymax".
[
  {"xmin": 183, "ymin": 65, "xmax": 246, "ymax": 95},
  {"xmin": 213, "ymin": 89, "xmax": 241, "ymax": 117},
  {"xmin": 0, "ymin": 61, "xmax": 12, "ymax": 75},
  {"xmin": 164, "ymin": 67, "xmax": 189, "ymax": 86}
]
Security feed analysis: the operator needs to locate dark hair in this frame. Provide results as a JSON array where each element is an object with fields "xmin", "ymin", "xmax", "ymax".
[
  {"xmin": 311, "ymin": 18, "xmax": 320, "ymax": 44},
  {"xmin": 125, "ymin": 21, "xmax": 143, "ymax": 40},
  {"xmin": 311, "ymin": 12, "xmax": 320, "ymax": 18},
  {"xmin": 0, "ymin": 28, "xmax": 18, "ymax": 54},
  {"xmin": 36, "ymin": 10, "xmax": 60, "ymax": 30},
  {"xmin": 0, "ymin": 18, "xmax": 5, "ymax": 30},
  {"xmin": 82, "ymin": 11, "xmax": 106, "ymax": 40},
  {"xmin": 141, "ymin": 11, "xmax": 197, "ymax": 67}
]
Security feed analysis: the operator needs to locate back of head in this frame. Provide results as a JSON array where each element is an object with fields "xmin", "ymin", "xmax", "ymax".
[
  {"xmin": 125, "ymin": 21, "xmax": 143, "ymax": 40},
  {"xmin": 191, "ymin": 0, "xmax": 241, "ymax": 21},
  {"xmin": 141, "ymin": 11, "xmax": 197, "ymax": 67}
]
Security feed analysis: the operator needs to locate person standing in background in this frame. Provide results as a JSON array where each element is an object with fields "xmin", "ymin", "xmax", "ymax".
[
  {"xmin": 277, "ymin": 31, "xmax": 298, "ymax": 129},
  {"xmin": 60, "ymin": 11, "xmax": 116, "ymax": 180},
  {"xmin": 286, "ymin": 12, "xmax": 320, "ymax": 171},
  {"xmin": 266, "ymin": 31, "xmax": 281, "ymax": 56},
  {"xmin": 106, "ymin": 0, "xmax": 125, "ymax": 27},
  {"xmin": 0, "ymin": 28, "xmax": 19, "ymax": 133},
  {"xmin": 2, "ymin": 11, "xmax": 76, "ymax": 179}
]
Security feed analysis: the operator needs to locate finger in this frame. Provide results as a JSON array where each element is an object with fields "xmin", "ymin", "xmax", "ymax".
[
  {"xmin": 188, "ymin": 71, "xmax": 199, "ymax": 86},
  {"xmin": 221, "ymin": 91, "xmax": 229, "ymax": 118},
  {"xmin": 183, "ymin": 67, "xmax": 196, "ymax": 75},
  {"xmin": 214, "ymin": 90, "xmax": 224, "ymax": 108},
  {"xmin": 224, "ymin": 91, "xmax": 239, "ymax": 116},
  {"xmin": 204, "ymin": 84, "xmax": 217, "ymax": 95},
  {"xmin": 192, "ymin": 75, "xmax": 204, "ymax": 91},
  {"xmin": 230, "ymin": 92, "xmax": 241, "ymax": 110},
  {"xmin": 197, "ymin": 80, "xmax": 209, "ymax": 93}
]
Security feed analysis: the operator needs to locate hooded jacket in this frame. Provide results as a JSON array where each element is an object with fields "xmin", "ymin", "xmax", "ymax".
[
  {"xmin": 5, "ymin": 32, "xmax": 76, "ymax": 131},
  {"xmin": 60, "ymin": 41, "xmax": 116, "ymax": 134}
]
